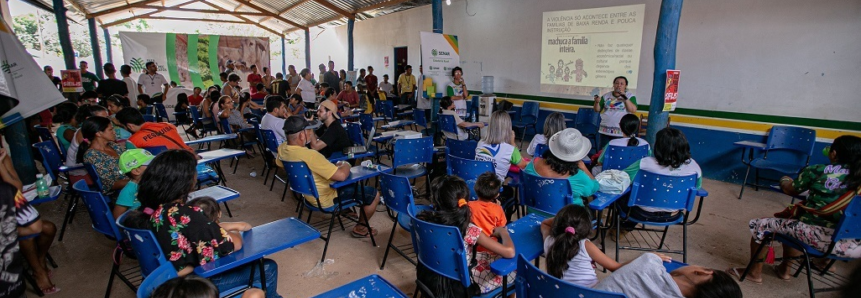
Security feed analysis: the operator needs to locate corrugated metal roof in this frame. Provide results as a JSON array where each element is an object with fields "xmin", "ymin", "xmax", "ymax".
[{"xmin": 32, "ymin": 0, "xmax": 434, "ymax": 35}]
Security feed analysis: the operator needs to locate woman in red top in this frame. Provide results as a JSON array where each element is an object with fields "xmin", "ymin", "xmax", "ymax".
[
  {"xmin": 188, "ymin": 87, "xmax": 204, "ymax": 105},
  {"xmin": 246, "ymin": 65, "xmax": 262, "ymax": 93}
]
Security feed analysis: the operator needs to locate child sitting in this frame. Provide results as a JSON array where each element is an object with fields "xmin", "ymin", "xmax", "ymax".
[
  {"xmin": 593, "ymin": 113, "xmax": 651, "ymax": 174},
  {"xmin": 112, "ymin": 149, "xmax": 154, "ymax": 220},
  {"xmin": 527, "ymin": 112, "xmax": 566, "ymax": 156},
  {"xmin": 440, "ymin": 96, "xmax": 483, "ymax": 140},
  {"xmin": 468, "ymin": 172, "xmax": 507, "ymax": 252},
  {"xmin": 416, "ymin": 175, "xmax": 515, "ymax": 296},
  {"xmin": 188, "ymin": 196, "xmax": 251, "ymax": 233},
  {"xmin": 152, "ymin": 273, "xmax": 265, "ymax": 298}
]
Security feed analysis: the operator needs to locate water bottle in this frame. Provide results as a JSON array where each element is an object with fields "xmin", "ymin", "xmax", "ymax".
[
  {"xmin": 36, "ymin": 174, "xmax": 50, "ymax": 198},
  {"xmin": 249, "ymin": 167, "xmax": 257, "ymax": 177},
  {"xmin": 360, "ymin": 160, "xmax": 379, "ymax": 171}
]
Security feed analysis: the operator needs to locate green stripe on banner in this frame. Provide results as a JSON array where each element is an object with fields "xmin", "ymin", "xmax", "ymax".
[
  {"xmin": 187, "ymin": 34, "xmax": 203, "ymax": 88},
  {"xmin": 165, "ymin": 33, "xmax": 180, "ymax": 85},
  {"xmin": 196, "ymin": 35, "xmax": 213, "ymax": 87},
  {"xmin": 208, "ymin": 35, "xmax": 221, "ymax": 86},
  {"xmin": 468, "ymin": 90, "xmax": 861, "ymax": 131}
]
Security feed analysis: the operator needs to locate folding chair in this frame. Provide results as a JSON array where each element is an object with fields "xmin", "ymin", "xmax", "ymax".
[
  {"xmin": 391, "ymin": 137, "xmax": 434, "ymax": 196},
  {"xmin": 574, "ymin": 107, "xmax": 600, "ymax": 154},
  {"xmin": 447, "ymin": 155, "xmax": 494, "ymax": 200},
  {"xmin": 520, "ymin": 171, "xmax": 573, "ymax": 215},
  {"xmin": 379, "ymin": 173, "xmax": 419, "ymax": 270},
  {"xmin": 445, "ymin": 139, "xmax": 477, "ymax": 160},
  {"xmin": 135, "ymin": 263, "xmax": 176, "ymax": 298},
  {"xmin": 512, "ymin": 101, "xmax": 539, "ymax": 150},
  {"xmin": 32, "ymin": 141, "xmax": 83, "ymax": 241},
  {"xmin": 615, "ymin": 171, "xmax": 698, "ymax": 263},
  {"xmin": 34, "ymin": 125, "xmax": 54, "ymax": 144},
  {"xmin": 738, "ymin": 126, "xmax": 816, "ymax": 200},
  {"xmin": 515, "ymin": 255, "xmax": 626, "ymax": 298},
  {"xmin": 259, "ymin": 130, "xmax": 285, "ymax": 190},
  {"xmin": 311, "ymin": 275, "xmax": 407, "ymax": 298},
  {"xmin": 153, "ymin": 103, "xmax": 171, "ymax": 123},
  {"xmin": 603, "ymin": 145, "xmax": 650, "ymax": 171}
]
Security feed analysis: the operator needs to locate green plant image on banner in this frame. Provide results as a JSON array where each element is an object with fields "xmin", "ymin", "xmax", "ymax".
[
  {"xmin": 196, "ymin": 35, "xmax": 214, "ymax": 87},
  {"xmin": 186, "ymin": 34, "xmax": 204, "ymax": 88},
  {"xmin": 208, "ymin": 35, "xmax": 221, "ymax": 87},
  {"xmin": 165, "ymin": 33, "xmax": 180, "ymax": 86}
]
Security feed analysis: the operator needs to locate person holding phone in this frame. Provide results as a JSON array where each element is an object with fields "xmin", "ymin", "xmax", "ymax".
[{"xmin": 593, "ymin": 76, "xmax": 638, "ymax": 148}]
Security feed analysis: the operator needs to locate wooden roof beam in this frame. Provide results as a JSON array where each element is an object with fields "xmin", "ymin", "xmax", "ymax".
[
  {"xmin": 356, "ymin": 0, "xmax": 411, "ymax": 14},
  {"xmin": 145, "ymin": 16, "xmax": 249, "ymax": 24},
  {"xmin": 311, "ymin": 0, "xmax": 354, "ymax": 19},
  {"xmin": 231, "ymin": 0, "xmax": 305, "ymax": 29},
  {"xmin": 199, "ymin": 0, "xmax": 285, "ymax": 36},
  {"xmin": 88, "ymin": 0, "xmax": 165, "ymax": 18},
  {"xmin": 258, "ymin": 0, "xmax": 309, "ymax": 23},
  {"xmin": 134, "ymin": 5, "xmax": 269, "ymax": 16},
  {"xmin": 102, "ymin": 0, "xmax": 197, "ymax": 27}
]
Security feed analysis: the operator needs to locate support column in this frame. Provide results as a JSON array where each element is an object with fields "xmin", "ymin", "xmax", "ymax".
[
  {"xmin": 103, "ymin": 28, "xmax": 112, "ymax": 63},
  {"xmin": 88, "ymin": 18, "xmax": 104, "ymax": 79},
  {"xmin": 53, "ymin": 0, "xmax": 75, "ymax": 70},
  {"xmin": 432, "ymin": 0, "xmax": 443, "ymax": 33},
  {"xmin": 304, "ymin": 29, "xmax": 311, "ymax": 70},
  {"xmin": 281, "ymin": 36, "xmax": 286, "ymax": 74},
  {"xmin": 645, "ymin": 0, "xmax": 683, "ymax": 145},
  {"xmin": 347, "ymin": 19, "xmax": 354, "ymax": 71}
]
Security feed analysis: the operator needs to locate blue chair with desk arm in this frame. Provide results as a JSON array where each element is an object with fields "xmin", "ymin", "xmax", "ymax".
[{"xmin": 738, "ymin": 125, "xmax": 816, "ymax": 200}]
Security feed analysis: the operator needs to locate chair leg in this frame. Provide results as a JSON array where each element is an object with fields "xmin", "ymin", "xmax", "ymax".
[
  {"xmin": 359, "ymin": 204, "xmax": 377, "ymax": 247},
  {"xmin": 58, "ymin": 193, "xmax": 78, "ymax": 241},
  {"xmin": 380, "ymin": 222, "xmax": 398, "ymax": 270},
  {"xmin": 223, "ymin": 202, "xmax": 233, "ymax": 217},
  {"xmin": 105, "ymin": 262, "xmax": 119, "ymax": 298},
  {"xmin": 280, "ymin": 181, "xmax": 290, "ymax": 202},
  {"xmin": 802, "ymin": 252, "xmax": 815, "ymax": 298},
  {"xmin": 738, "ymin": 165, "xmax": 752, "ymax": 200},
  {"xmin": 682, "ymin": 221, "xmax": 688, "ymax": 263},
  {"xmin": 754, "ymin": 168, "xmax": 760, "ymax": 191},
  {"xmin": 658, "ymin": 226, "xmax": 670, "ymax": 249},
  {"xmin": 739, "ymin": 236, "xmax": 769, "ymax": 282},
  {"xmin": 320, "ymin": 211, "xmax": 337, "ymax": 263},
  {"xmin": 232, "ymin": 157, "xmax": 240, "ymax": 174},
  {"xmin": 269, "ymin": 168, "xmax": 278, "ymax": 192},
  {"xmin": 615, "ymin": 207, "xmax": 620, "ymax": 262}
]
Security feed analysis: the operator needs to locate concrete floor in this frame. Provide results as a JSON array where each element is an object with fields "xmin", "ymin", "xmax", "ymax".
[{"xmin": 28, "ymin": 138, "xmax": 858, "ymax": 298}]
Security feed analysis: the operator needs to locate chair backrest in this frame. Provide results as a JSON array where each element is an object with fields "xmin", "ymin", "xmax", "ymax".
[
  {"xmin": 143, "ymin": 105, "xmax": 155, "ymax": 115},
  {"xmin": 534, "ymin": 144, "xmax": 548, "ymax": 157},
  {"xmin": 142, "ymin": 145, "xmax": 169, "ymax": 156},
  {"xmin": 83, "ymin": 163, "xmax": 105, "ymax": 192},
  {"xmin": 381, "ymin": 100, "xmax": 395, "ymax": 120},
  {"xmin": 438, "ymin": 114, "xmax": 458, "ymax": 139},
  {"xmin": 521, "ymin": 171, "xmax": 573, "ymax": 215},
  {"xmin": 218, "ymin": 118, "xmax": 233, "ymax": 134},
  {"xmin": 413, "ymin": 109, "xmax": 428, "ymax": 128},
  {"xmin": 410, "ymin": 213, "xmax": 472, "ymax": 289},
  {"xmin": 359, "ymin": 113, "xmax": 375, "ymax": 133},
  {"xmin": 33, "ymin": 141, "xmax": 63, "ymax": 182},
  {"xmin": 72, "ymin": 180, "xmax": 123, "ymax": 240},
  {"xmin": 515, "ymin": 255, "xmax": 626, "ymax": 298},
  {"xmin": 283, "ymin": 160, "xmax": 320, "ymax": 200},
  {"xmin": 154, "ymin": 103, "xmax": 170, "ymax": 122},
  {"xmin": 603, "ymin": 145, "xmax": 650, "ymax": 171},
  {"xmin": 136, "ymin": 262, "xmax": 178, "ymax": 298},
  {"xmin": 261, "ymin": 129, "xmax": 279, "ymax": 153},
  {"xmin": 392, "ymin": 137, "xmax": 434, "ymax": 168},
  {"xmin": 189, "ymin": 106, "xmax": 202, "ymax": 123},
  {"xmin": 380, "ymin": 173, "xmax": 415, "ymax": 216},
  {"xmin": 765, "ymin": 126, "xmax": 816, "ymax": 156},
  {"xmin": 628, "ymin": 170, "xmax": 698, "ymax": 212},
  {"xmin": 143, "ymin": 114, "xmax": 157, "ymax": 123},
  {"xmin": 447, "ymin": 154, "xmax": 494, "ymax": 200},
  {"xmin": 575, "ymin": 107, "xmax": 600, "ymax": 136},
  {"xmin": 445, "ymin": 139, "xmax": 477, "ymax": 160},
  {"xmin": 34, "ymin": 125, "xmax": 54, "ymax": 143},
  {"xmin": 519, "ymin": 102, "xmax": 540, "ymax": 123},
  {"xmin": 345, "ymin": 123, "xmax": 365, "ymax": 146},
  {"xmin": 117, "ymin": 212, "xmax": 169, "ymax": 277},
  {"xmin": 831, "ymin": 195, "xmax": 861, "ymax": 244}
]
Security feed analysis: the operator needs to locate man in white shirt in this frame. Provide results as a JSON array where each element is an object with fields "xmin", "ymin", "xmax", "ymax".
[
  {"xmin": 121, "ymin": 65, "xmax": 138, "ymax": 104},
  {"xmin": 378, "ymin": 74, "xmax": 394, "ymax": 99},
  {"xmin": 137, "ymin": 62, "xmax": 169, "ymax": 97},
  {"xmin": 260, "ymin": 95, "xmax": 288, "ymax": 144}
]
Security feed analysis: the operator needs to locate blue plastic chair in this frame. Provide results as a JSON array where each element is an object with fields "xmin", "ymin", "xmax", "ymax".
[
  {"xmin": 391, "ymin": 136, "xmax": 434, "ymax": 180},
  {"xmin": 142, "ymin": 114, "xmax": 157, "ymax": 123},
  {"xmin": 153, "ymin": 103, "xmax": 171, "ymax": 123},
  {"xmin": 136, "ymin": 263, "xmax": 177, "ymax": 298},
  {"xmin": 534, "ymin": 144, "xmax": 548, "ymax": 157},
  {"xmin": 284, "ymin": 160, "xmax": 370, "ymax": 262},
  {"xmin": 311, "ymin": 274, "xmax": 408, "ymax": 298},
  {"xmin": 189, "ymin": 106, "xmax": 218, "ymax": 137},
  {"xmin": 743, "ymin": 194, "xmax": 861, "ymax": 298},
  {"xmin": 379, "ymin": 173, "xmax": 419, "ymax": 269},
  {"xmin": 116, "ymin": 213, "xmax": 169, "ymax": 278},
  {"xmin": 447, "ymin": 154, "xmax": 494, "ymax": 200},
  {"xmin": 738, "ymin": 126, "xmax": 816, "ymax": 200},
  {"xmin": 520, "ymin": 171, "xmax": 573, "ymax": 215},
  {"xmin": 516, "ymin": 255, "xmax": 626, "ymax": 298},
  {"xmin": 445, "ymin": 139, "xmax": 477, "ymax": 161},
  {"xmin": 512, "ymin": 101, "xmax": 539, "ymax": 150},
  {"xmin": 359, "ymin": 113, "xmax": 384, "ymax": 134},
  {"xmin": 33, "ymin": 141, "xmax": 83, "ymax": 241},
  {"xmin": 73, "ymin": 180, "xmax": 137, "ymax": 297},
  {"xmin": 34, "ymin": 125, "xmax": 54, "ymax": 144},
  {"xmin": 260, "ymin": 130, "xmax": 288, "ymax": 195},
  {"xmin": 413, "ymin": 109, "xmax": 429, "ymax": 135},
  {"xmin": 83, "ymin": 163, "xmax": 106, "ymax": 193},
  {"xmin": 575, "ymin": 107, "xmax": 600, "ymax": 152},
  {"xmin": 411, "ymin": 212, "xmax": 512, "ymax": 298},
  {"xmin": 141, "ymin": 145, "xmax": 168, "ymax": 155},
  {"xmin": 381, "ymin": 100, "xmax": 397, "ymax": 121},
  {"xmin": 603, "ymin": 145, "xmax": 650, "ymax": 171},
  {"xmin": 345, "ymin": 123, "xmax": 365, "ymax": 146},
  {"xmin": 616, "ymin": 171, "xmax": 698, "ymax": 263},
  {"xmin": 439, "ymin": 114, "xmax": 461, "ymax": 140}
]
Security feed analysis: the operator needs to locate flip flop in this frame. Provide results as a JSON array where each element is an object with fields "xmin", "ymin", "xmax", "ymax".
[
  {"xmin": 340, "ymin": 211, "xmax": 359, "ymax": 222},
  {"xmin": 40, "ymin": 286, "xmax": 61, "ymax": 295},
  {"xmin": 350, "ymin": 227, "xmax": 378, "ymax": 238},
  {"xmin": 726, "ymin": 267, "xmax": 761, "ymax": 284}
]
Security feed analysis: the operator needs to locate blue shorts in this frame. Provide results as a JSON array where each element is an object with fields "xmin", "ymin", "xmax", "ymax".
[{"xmin": 337, "ymin": 185, "xmax": 377, "ymax": 206}]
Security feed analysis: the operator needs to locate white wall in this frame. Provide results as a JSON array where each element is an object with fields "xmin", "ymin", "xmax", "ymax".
[{"xmin": 308, "ymin": 0, "xmax": 861, "ymax": 122}]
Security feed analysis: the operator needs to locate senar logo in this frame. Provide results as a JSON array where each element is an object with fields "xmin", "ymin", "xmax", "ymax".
[{"xmin": 130, "ymin": 58, "xmax": 146, "ymax": 72}]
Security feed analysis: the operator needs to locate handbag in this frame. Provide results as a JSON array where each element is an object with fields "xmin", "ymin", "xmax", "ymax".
[{"xmin": 774, "ymin": 186, "xmax": 859, "ymax": 219}]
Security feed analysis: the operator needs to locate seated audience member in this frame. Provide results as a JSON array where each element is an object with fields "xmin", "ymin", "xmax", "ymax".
[
  {"xmin": 729, "ymin": 135, "xmax": 861, "ymax": 284},
  {"xmin": 188, "ymin": 197, "xmax": 251, "ymax": 233},
  {"xmin": 123, "ymin": 150, "xmax": 282, "ymax": 297},
  {"xmin": 151, "ymin": 274, "xmax": 265, "ymax": 298},
  {"xmin": 595, "ymin": 253, "xmax": 741, "ymax": 298},
  {"xmin": 440, "ymin": 96, "xmax": 483, "ymax": 140},
  {"xmin": 116, "ymin": 107, "xmax": 195, "ymax": 152},
  {"xmin": 277, "ymin": 116, "xmax": 380, "ymax": 237},
  {"xmin": 77, "ymin": 116, "xmax": 129, "ymax": 192},
  {"xmin": 112, "ymin": 149, "xmax": 154, "ymax": 220},
  {"xmin": 524, "ymin": 128, "xmax": 598, "ymax": 206},
  {"xmin": 238, "ymin": 92, "xmax": 263, "ymax": 121},
  {"xmin": 475, "ymin": 110, "xmax": 528, "ymax": 217},
  {"xmin": 251, "ymin": 83, "xmax": 268, "ymax": 101},
  {"xmin": 468, "ymin": 172, "xmax": 507, "ymax": 245},
  {"xmin": 526, "ymin": 112, "xmax": 566, "ymax": 156},
  {"xmin": 175, "ymin": 93, "xmax": 191, "ymax": 125},
  {"xmin": 188, "ymin": 86, "xmax": 204, "ymax": 105},
  {"xmin": 53, "ymin": 102, "xmax": 78, "ymax": 151},
  {"xmin": 310, "ymin": 100, "xmax": 351, "ymax": 158},
  {"xmin": 80, "ymin": 91, "xmax": 99, "ymax": 105},
  {"xmin": 593, "ymin": 113, "xmax": 651, "ymax": 174},
  {"xmin": 65, "ymin": 105, "xmax": 109, "ymax": 185},
  {"xmin": 260, "ymin": 96, "xmax": 287, "ymax": 145},
  {"xmin": 286, "ymin": 94, "xmax": 307, "ymax": 117},
  {"xmin": 216, "ymin": 96, "xmax": 251, "ymax": 130},
  {"xmin": 137, "ymin": 94, "xmax": 152, "ymax": 114},
  {"xmin": 337, "ymin": 81, "xmax": 360, "ymax": 108},
  {"xmin": 323, "ymin": 86, "xmax": 338, "ymax": 106},
  {"xmin": 2, "ymin": 181, "xmax": 60, "ymax": 295},
  {"xmin": 416, "ymin": 175, "xmax": 515, "ymax": 296}
]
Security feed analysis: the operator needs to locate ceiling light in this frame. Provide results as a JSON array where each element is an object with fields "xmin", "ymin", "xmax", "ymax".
[{"xmin": 446, "ymin": 0, "xmax": 451, "ymax": 5}]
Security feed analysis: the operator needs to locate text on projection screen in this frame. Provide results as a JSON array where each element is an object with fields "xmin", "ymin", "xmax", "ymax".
[{"xmin": 541, "ymin": 4, "xmax": 646, "ymax": 97}]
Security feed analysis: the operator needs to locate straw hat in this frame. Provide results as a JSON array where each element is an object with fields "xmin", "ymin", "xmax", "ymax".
[{"xmin": 548, "ymin": 128, "xmax": 592, "ymax": 162}]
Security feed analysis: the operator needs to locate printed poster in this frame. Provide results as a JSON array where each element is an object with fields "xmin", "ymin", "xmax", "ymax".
[
  {"xmin": 61, "ymin": 70, "xmax": 83, "ymax": 93},
  {"xmin": 420, "ymin": 32, "xmax": 466, "ymax": 115},
  {"xmin": 663, "ymin": 70, "xmax": 680, "ymax": 112}
]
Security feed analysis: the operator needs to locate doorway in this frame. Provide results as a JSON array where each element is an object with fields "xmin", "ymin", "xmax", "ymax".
[{"xmin": 393, "ymin": 46, "xmax": 408, "ymax": 92}]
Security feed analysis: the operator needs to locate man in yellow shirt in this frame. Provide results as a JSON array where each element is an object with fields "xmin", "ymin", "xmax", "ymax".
[
  {"xmin": 277, "ymin": 116, "xmax": 380, "ymax": 238},
  {"xmin": 397, "ymin": 65, "xmax": 417, "ymax": 107}
]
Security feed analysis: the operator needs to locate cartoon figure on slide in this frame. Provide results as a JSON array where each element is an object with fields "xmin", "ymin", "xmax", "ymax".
[{"xmin": 573, "ymin": 59, "xmax": 588, "ymax": 82}]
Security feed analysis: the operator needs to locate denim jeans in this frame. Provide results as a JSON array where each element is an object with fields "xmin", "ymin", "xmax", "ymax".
[{"xmin": 208, "ymin": 258, "xmax": 282, "ymax": 298}]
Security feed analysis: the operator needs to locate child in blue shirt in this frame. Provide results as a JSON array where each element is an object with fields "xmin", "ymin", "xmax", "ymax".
[{"xmin": 112, "ymin": 149, "xmax": 154, "ymax": 220}]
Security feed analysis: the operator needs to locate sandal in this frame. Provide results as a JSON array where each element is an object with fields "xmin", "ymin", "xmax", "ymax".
[
  {"xmin": 726, "ymin": 267, "xmax": 761, "ymax": 284},
  {"xmin": 40, "ymin": 285, "xmax": 61, "ymax": 295},
  {"xmin": 340, "ymin": 211, "xmax": 359, "ymax": 222},
  {"xmin": 350, "ymin": 227, "xmax": 378, "ymax": 238}
]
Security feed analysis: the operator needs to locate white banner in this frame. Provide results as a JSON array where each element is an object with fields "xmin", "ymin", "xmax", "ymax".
[
  {"xmin": 0, "ymin": 16, "xmax": 66, "ymax": 128},
  {"xmin": 420, "ymin": 32, "xmax": 464, "ymax": 114}
]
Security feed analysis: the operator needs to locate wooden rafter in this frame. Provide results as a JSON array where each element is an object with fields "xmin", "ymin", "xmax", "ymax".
[
  {"xmin": 145, "ymin": 16, "xmax": 249, "ymax": 24},
  {"xmin": 232, "ymin": 0, "xmax": 305, "ymax": 29},
  {"xmin": 133, "ymin": 5, "xmax": 270, "ymax": 16},
  {"xmin": 311, "ymin": 0, "xmax": 354, "ymax": 19},
  {"xmin": 102, "ymin": 0, "xmax": 197, "ymax": 27},
  {"xmin": 198, "ymin": 0, "xmax": 284, "ymax": 36},
  {"xmin": 283, "ymin": 0, "xmax": 411, "ymax": 33},
  {"xmin": 258, "ymin": 0, "xmax": 309, "ymax": 23},
  {"xmin": 67, "ymin": 0, "xmax": 90, "ymax": 15},
  {"xmin": 88, "ymin": 0, "xmax": 165, "ymax": 18}
]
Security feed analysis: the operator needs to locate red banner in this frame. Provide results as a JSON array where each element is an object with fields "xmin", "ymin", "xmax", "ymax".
[{"xmin": 663, "ymin": 70, "xmax": 680, "ymax": 112}]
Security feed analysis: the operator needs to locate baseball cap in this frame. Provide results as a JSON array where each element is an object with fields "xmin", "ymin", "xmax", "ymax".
[
  {"xmin": 548, "ymin": 128, "xmax": 592, "ymax": 162},
  {"xmin": 226, "ymin": 60, "xmax": 234, "ymax": 65},
  {"xmin": 319, "ymin": 100, "xmax": 340, "ymax": 119},
  {"xmin": 283, "ymin": 116, "xmax": 321, "ymax": 135},
  {"xmin": 119, "ymin": 149, "xmax": 155, "ymax": 174}
]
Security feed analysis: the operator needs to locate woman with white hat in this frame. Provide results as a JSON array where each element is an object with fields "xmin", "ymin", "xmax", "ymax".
[{"xmin": 523, "ymin": 128, "xmax": 599, "ymax": 206}]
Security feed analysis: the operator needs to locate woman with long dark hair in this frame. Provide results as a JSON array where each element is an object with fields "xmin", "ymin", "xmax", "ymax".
[
  {"xmin": 125, "ymin": 150, "xmax": 282, "ymax": 297},
  {"xmin": 77, "ymin": 116, "xmax": 128, "ymax": 192}
]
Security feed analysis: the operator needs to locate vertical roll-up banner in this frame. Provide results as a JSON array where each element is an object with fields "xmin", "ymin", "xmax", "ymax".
[{"xmin": 420, "ymin": 32, "xmax": 463, "ymax": 114}]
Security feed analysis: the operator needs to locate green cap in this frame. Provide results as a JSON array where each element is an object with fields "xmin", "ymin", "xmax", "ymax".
[
  {"xmin": 119, "ymin": 149, "xmax": 155, "ymax": 174},
  {"xmin": 822, "ymin": 146, "xmax": 831, "ymax": 157}
]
